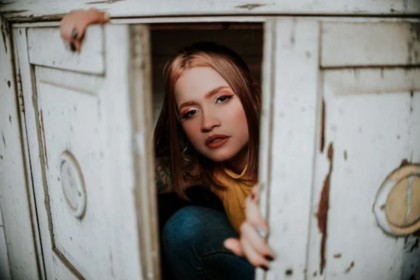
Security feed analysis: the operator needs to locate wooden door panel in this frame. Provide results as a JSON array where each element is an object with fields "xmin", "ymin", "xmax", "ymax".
[
  {"xmin": 15, "ymin": 25, "xmax": 158, "ymax": 280},
  {"xmin": 28, "ymin": 27, "xmax": 105, "ymax": 74},
  {"xmin": 321, "ymin": 70, "xmax": 420, "ymax": 279},
  {"xmin": 35, "ymin": 67, "xmax": 110, "ymax": 278}
]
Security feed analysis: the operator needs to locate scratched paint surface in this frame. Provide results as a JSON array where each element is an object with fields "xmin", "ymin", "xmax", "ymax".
[{"xmin": 321, "ymin": 77, "xmax": 420, "ymax": 279}]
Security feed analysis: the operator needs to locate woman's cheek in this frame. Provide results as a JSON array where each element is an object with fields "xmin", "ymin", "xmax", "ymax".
[{"xmin": 182, "ymin": 122, "xmax": 201, "ymax": 146}]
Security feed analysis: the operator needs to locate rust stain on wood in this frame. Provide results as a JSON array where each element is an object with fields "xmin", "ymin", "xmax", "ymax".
[
  {"xmin": 1, "ymin": 130, "xmax": 6, "ymax": 148},
  {"xmin": 40, "ymin": 110, "xmax": 48, "ymax": 168},
  {"xmin": 317, "ymin": 142, "xmax": 334, "ymax": 275},
  {"xmin": 235, "ymin": 3, "xmax": 266, "ymax": 10},
  {"xmin": 333, "ymin": 253, "xmax": 342, "ymax": 258},
  {"xmin": 320, "ymin": 99, "xmax": 326, "ymax": 152},
  {"xmin": 344, "ymin": 261, "xmax": 355, "ymax": 273}
]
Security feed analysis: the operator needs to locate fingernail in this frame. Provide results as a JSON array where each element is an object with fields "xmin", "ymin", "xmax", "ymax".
[
  {"xmin": 71, "ymin": 28, "xmax": 78, "ymax": 40},
  {"xmin": 70, "ymin": 42, "xmax": 76, "ymax": 52},
  {"xmin": 103, "ymin": 11, "xmax": 110, "ymax": 22},
  {"xmin": 265, "ymin": 255, "xmax": 275, "ymax": 261},
  {"xmin": 260, "ymin": 265, "xmax": 269, "ymax": 271}
]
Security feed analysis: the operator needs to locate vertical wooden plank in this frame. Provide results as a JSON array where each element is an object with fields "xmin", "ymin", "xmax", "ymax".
[
  {"xmin": 0, "ymin": 20, "xmax": 41, "ymax": 279},
  {"xmin": 100, "ymin": 24, "xmax": 145, "ymax": 280},
  {"xmin": 261, "ymin": 18, "xmax": 320, "ymax": 280},
  {"xmin": 14, "ymin": 26, "xmax": 53, "ymax": 280},
  {"xmin": 257, "ymin": 18, "xmax": 276, "ymax": 280},
  {"xmin": 129, "ymin": 25, "xmax": 161, "ymax": 280}
]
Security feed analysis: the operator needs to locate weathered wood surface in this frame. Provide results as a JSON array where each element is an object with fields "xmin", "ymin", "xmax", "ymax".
[
  {"xmin": 0, "ymin": 20, "xmax": 41, "ymax": 280},
  {"xmin": 1, "ymin": 0, "xmax": 420, "ymax": 21},
  {"xmin": 306, "ymin": 23, "xmax": 420, "ymax": 279},
  {"xmin": 306, "ymin": 69, "xmax": 420, "ymax": 280},
  {"xmin": 260, "ymin": 18, "xmax": 420, "ymax": 280}
]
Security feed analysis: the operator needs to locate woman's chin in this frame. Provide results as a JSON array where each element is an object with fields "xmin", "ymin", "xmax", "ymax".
[{"xmin": 205, "ymin": 150, "xmax": 235, "ymax": 163}]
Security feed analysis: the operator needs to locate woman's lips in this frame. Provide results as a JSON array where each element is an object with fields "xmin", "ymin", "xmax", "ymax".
[{"xmin": 205, "ymin": 134, "xmax": 230, "ymax": 149}]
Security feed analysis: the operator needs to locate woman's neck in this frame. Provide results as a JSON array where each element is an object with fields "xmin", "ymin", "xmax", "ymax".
[{"xmin": 224, "ymin": 147, "xmax": 249, "ymax": 174}]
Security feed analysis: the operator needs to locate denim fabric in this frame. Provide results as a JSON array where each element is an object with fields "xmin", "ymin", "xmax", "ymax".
[{"xmin": 162, "ymin": 206, "xmax": 255, "ymax": 280}]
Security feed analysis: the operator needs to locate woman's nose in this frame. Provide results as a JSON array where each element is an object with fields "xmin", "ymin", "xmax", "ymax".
[{"xmin": 201, "ymin": 112, "xmax": 220, "ymax": 132}]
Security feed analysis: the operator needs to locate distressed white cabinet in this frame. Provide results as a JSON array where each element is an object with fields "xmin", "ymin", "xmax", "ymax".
[{"xmin": 1, "ymin": 1, "xmax": 420, "ymax": 280}]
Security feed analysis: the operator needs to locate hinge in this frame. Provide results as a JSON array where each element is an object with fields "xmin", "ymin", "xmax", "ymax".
[{"xmin": 16, "ymin": 72, "xmax": 25, "ymax": 113}]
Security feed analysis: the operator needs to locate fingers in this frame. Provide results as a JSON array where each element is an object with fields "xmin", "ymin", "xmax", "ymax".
[
  {"xmin": 60, "ymin": 9, "xmax": 109, "ymax": 52},
  {"xmin": 245, "ymin": 196, "xmax": 267, "ymax": 230},
  {"xmin": 241, "ymin": 236, "xmax": 270, "ymax": 270},
  {"xmin": 72, "ymin": 40, "xmax": 82, "ymax": 52},
  {"xmin": 224, "ymin": 238, "xmax": 244, "ymax": 257},
  {"xmin": 240, "ymin": 222, "xmax": 275, "ymax": 259},
  {"xmin": 87, "ymin": 9, "xmax": 110, "ymax": 23}
]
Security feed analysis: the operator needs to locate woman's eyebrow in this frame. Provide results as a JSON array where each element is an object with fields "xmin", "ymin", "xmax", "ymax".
[
  {"xmin": 178, "ymin": 101, "xmax": 197, "ymax": 111},
  {"xmin": 204, "ymin": 86, "xmax": 230, "ymax": 98}
]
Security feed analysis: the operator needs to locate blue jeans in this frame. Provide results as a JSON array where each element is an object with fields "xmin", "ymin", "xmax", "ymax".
[{"xmin": 162, "ymin": 206, "xmax": 255, "ymax": 280}]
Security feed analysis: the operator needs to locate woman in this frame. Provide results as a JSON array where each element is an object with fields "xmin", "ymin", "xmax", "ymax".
[{"xmin": 61, "ymin": 9, "xmax": 275, "ymax": 279}]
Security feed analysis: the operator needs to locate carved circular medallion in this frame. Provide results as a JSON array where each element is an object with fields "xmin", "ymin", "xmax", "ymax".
[
  {"xmin": 59, "ymin": 152, "xmax": 87, "ymax": 219},
  {"xmin": 373, "ymin": 164, "xmax": 420, "ymax": 236}
]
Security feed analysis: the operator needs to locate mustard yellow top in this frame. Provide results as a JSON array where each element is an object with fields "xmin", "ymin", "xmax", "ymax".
[{"xmin": 211, "ymin": 166, "xmax": 255, "ymax": 233}]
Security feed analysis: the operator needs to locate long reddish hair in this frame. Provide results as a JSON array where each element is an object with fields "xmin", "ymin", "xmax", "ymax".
[{"xmin": 154, "ymin": 42, "xmax": 261, "ymax": 199}]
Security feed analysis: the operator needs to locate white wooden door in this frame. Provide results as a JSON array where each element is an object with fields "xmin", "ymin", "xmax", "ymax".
[
  {"xmin": 13, "ymin": 25, "xmax": 159, "ymax": 280},
  {"xmin": 260, "ymin": 19, "xmax": 420, "ymax": 280}
]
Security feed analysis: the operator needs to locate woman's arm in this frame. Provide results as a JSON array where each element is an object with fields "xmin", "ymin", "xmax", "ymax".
[{"xmin": 60, "ymin": 9, "xmax": 109, "ymax": 52}]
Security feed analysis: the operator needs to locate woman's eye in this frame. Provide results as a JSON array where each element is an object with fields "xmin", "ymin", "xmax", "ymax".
[
  {"xmin": 182, "ymin": 110, "xmax": 197, "ymax": 119},
  {"xmin": 215, "ymin": 95, "xmax": 233, "ymax": 104}
]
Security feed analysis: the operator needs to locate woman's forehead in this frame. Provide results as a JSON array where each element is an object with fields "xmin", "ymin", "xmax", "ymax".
[{"xmin": 174, "ymin": 67, "xmax": 230, "ymax": 102}]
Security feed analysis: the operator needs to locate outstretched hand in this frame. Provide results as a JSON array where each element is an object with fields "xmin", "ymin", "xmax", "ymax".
[
  {"xmin": 224, "ymin": 185, "xmax": 275, "ymax": 270},
  {"xmin": 60, "ymin": 8, "xmax": 109, "ymax": 52}
]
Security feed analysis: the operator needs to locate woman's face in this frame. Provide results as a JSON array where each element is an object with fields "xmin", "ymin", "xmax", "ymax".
[{"xmin": 175, "ymin": 67, "xmax": 249, "ymax": 168}]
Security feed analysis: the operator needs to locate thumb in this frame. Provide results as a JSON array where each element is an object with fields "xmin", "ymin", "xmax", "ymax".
[{"xmin": 224, "ymin": 238, "xmax": 244, "ymax": 257}]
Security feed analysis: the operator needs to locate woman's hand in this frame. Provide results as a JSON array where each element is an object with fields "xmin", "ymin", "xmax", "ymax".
[
  {"xmin": 60, "ymin": 8, "xmax": 109, "ymax": 52},
  {"xmin": 224, "ymin": 185, "xmax": 275, "ymax": 270}
]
